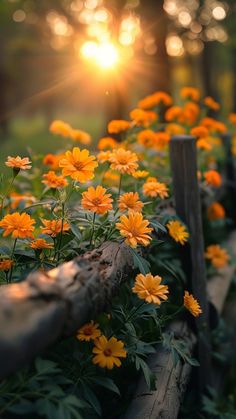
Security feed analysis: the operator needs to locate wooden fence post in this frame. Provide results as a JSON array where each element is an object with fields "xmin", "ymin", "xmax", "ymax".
[
  {"xmin": 221, "ymin": 133, "xmax": 236, "ymax": 225},
  {"xmin": 170, "ymin": 135, "xmax": 212, "ymax": 391}
]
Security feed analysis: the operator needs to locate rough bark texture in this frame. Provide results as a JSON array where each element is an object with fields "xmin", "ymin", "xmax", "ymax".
[
  {"xmin": 207, "ymin": 231, "xmax": 236, "ymax": 315},
  {"xmin": 0, "ymin": 241, "xmax": 133, "ymax": 379},
  {"xmin": 123, "ymin": 321, "xmax": 196, "ymax": 419},
  {"xmin": 170, "ymin": 135, "xmax": 212, "ymax": 390}
]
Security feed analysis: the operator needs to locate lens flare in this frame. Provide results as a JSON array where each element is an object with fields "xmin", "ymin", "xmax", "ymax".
[{"xmin": 80, "ymin": 41, "xmax": 119, "ymax": 69}]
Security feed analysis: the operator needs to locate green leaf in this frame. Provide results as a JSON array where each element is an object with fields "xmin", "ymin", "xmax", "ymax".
[
  {"xmin": 90, "ymin": 377, "xmax": 120, "ymax": 395},
  {"xmin": 70, "ymin": 223, "xmax": 82, "ymax": 241},
  {"xmin": 129, "ymin": 248, "xmax": 150, "ymax": 274},
  {"xmin": 150, "ymin": 220, "xmax": 167, "ymax": 233},
  {"xmin": 82, "ymin": 384, "xmax": 102, "ymax": 416}
]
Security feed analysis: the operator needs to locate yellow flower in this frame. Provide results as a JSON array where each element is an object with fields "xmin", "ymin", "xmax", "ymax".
[
  {"xmin": 166, "ymin": 220, "xmax": 189, "ymax": 245},
  {"xmin": 143, "ymin": 179, "xmax": 169, "ymax": 199},
  {"xmin": 59, "ymin": 147, "xmax": 98, "ymax": 182},
  {"xmin": 5, "ymin": 156, "xmax": 31, "ymax": 171},
  {"xmin": 107, "ymin": 120, "xmax": 131, "ymax": 134},
  {"xmin": 49, "ymin": 120, "xmax": 72, "ymax": 137},
  {"xmin": 97, "ymin": 150, "xmax": 112, "ymax": 163},
  {"xmin": 204, "ymin": 96, "xmax": 220, "ymax": 111},
  {"xmin": 77, "ymin": 321, "xmax": 101, "ymax": 342},
  {"xmin": 132, "ymin": 170, "xmax": 149, "ymax": 179},
  {"xmin": 205, "ymin": 244, "xmax": 230, "ymax": 269},
  {"xmin": 42, "ymin": 171, "xmax": 68, "ymax": 189},
  {"xmin": 43, "ymin": 153, "xmax": 64, "ymax": 170},
  {"xmin": 0, "ymin": 212, "xmax": 35, "ymax": 239},
  {"xmin": 118, "ymin": 192, "xmax": 144, "ymax": 213},
  {"xmin": 116, "ymin": 212, "xmax": 153, "ymax": 248},
  {"xmin": 180, "ymin": 87, "xmax": 200, "ymax": 102},
  {"xmin": 40, "ymin": 219, "xmax": 70, "ymax": 237},
  {"xmin": 92, "ymin": 335, "xmax": 127, "ymax": 369},
  {"xmin": 109, "ymin": 148, "xmax": 138, "ymax": 175},
  {"xmin": 207, "ymin": 202, "xmax": 225, "ymax": 221},
  {"xmin": 138, "ymin": 91, "xmax": 172, "ymax": 109},
  {"xmin": 154, "ymin": 132, "xmax": 170, "ymax": 151},
  {"xmin": 98, "ymin": 137, "xmax": 118, "ymax": 150},
  {"xmin": 132, "ymin": 273, "xmax": 169, "ymax": 305},
  {"xmin": 30, "ymin": 238, "xmax": 53, "ymax": 250},
  {"xmin": 204, "ymin": 170, "xmax": 222, "ymax": 188},
  {"xmin": 130, "ymin": 108, "xmax": 157, "ymax": 126},
  {"xmin": 137, "ymin": 129, "xmax": 156, "ymax": 148},
  {"xmin": 81, "ymin": 186, "xmax": 113, "ymax": 215},
  {"xmin": 0, "ymin": 259, "xmax": 14, "ymax": 271},
  {"xmin": 70, "ymin": 129, "xmax": 91, "ymax": 145},
  {"xmin": 184, "ymin": 291, "xmax": 202, "ymax": 317}
]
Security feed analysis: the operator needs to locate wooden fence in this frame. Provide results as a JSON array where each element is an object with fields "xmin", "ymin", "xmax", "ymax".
[{"xmin": 0, "ymin": 134, "xmax": 235, "ymax": 418}]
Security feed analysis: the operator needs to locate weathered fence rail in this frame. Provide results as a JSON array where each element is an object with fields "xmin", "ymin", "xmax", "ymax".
[
  {"xmin": 0, "ymin": 242, "xmax": 133, "ymax": 379},
  {"xmin": 0, "ymin": 134, "xmax": 235, "ymax": 418}
]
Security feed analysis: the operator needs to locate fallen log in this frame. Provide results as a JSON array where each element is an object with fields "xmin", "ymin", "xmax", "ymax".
[
  {"xmin": 0, "ymin": 241, "xmax": 133, "ymax": 379},
  {"xmin": 122, "ymin": 321, "xmax": 196, "ymax": 419}
]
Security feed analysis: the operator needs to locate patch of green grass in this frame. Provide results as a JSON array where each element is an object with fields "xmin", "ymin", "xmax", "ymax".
[{"xmin": 0, "ymin": 112, "xmax": 104, "ymax": 171}]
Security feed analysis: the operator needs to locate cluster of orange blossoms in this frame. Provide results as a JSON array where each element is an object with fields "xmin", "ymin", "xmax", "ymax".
[{"xmin": 205, "ymin": 244, "xmax": 230, "ymax": 269}]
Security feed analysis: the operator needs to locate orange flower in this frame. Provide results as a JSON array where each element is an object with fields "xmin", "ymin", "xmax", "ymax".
[
  {"xmin": 143, "ymin": 179, "xmax": 169, "ymax": 199},
  {"xmin": 132, "ymin": 170, "xmax": 149, "ymax": 179},
  {"xmin": 59, "ymin": 147, "xmax": 98, "ymax": 182},
  {"xmin": 118, "ymin": 192, "xmax": 144, "ymax": 213},
  {"xmin": 43, "ymin": 153, "xmax": 64, "ymax": 170},
  {"xmin": 229, "ymin": 113, "xmax": 236, "ymax": 125},
  {"xmin": 49, "ymin": 120, "xmax": 72, "ymax": 137},
  {"xmin": 207, "ymin": 202, "xmax": 225, "ymax": 221},
  {"xmin": 137, "ymin": 130, "xmax": 156, "ymax": 148},
  {"xmin": 138, "ymin": 91, "xmax": 172, "ymax": 110},
  {"xmin": 77, "ymin": 321, "xmax": 101, "ymax": 342},
  {"xmin": 107, "ymin": 120, "xmax": 131, "ymax": 134},
  {"xmin": 154, "ymin": 132, "xmax": 170, "ymax": 151},
  {"xmin": 30, "ymin": 238, "xmax": 53, "ymax": 250},
  {"xmin": 166, "ymin": 220, "xmax": 189, "ymax": 245},
  {"xmin": 42, "ymin": 171, "xmax": 68, "ymax": 188},
  {"xmin": 204, "ymin": 170, "xmax": 222, "ymax": 187},
  {"xmin": 98, "ymin": 137, "xmax": 118, "ymax": 150},
  {"xmin": 103, "ymin": 170, "xmax": 120, "ymax": 184},
  {"xmin": 165, "ymin": 106, "xmax": 182, "ymax": 122},
  {"xmin": 184, "ymin": 291, "xmax": 202, "ymax": 317},
  {"xmin": 205, "ymin": 244, "xmax": 230, "ymax": 269},
  {"xmin": 109, "ymin": 148, "xmax": 138, "ymax": 175},
  {"xmin": 70, "ymin": 129, "xmax": 91, "ymax": 145},
  {"xmin": 81, "ymin": 186, "xmax": 113, "ymax": 214},
  {"xmin": 190, "ymin": 126, "xmax": 209, "ymax": 138},
  {"xmin": 97, "ymin": 150, "xmax": 112, "ymax": 163},
  {"xmin": 165, "ymin": 123, "xmax": 186, "ymax": 136},
  {"xmin": 196, "ymin": 138, "xmax": 212, "ymax": 151},
  {"xmin": 92, "ymin": 336, "xmax": 127, "ymax": 369},
  {"xmin": 132, "ymin": 273, "xmax": 169, "ymax": 305},
  {"xmin": 130, "ymin": 108, "xmax": 157, "ymax": 126},
  {"xmin": 10, "ymin": 192, "xmax": 35, "ymax": 210},
  {"xmin": 116, "ymin": 212, "xmax": 153, "ymax": 248},
  {"xmin": 0, "ymin": 259, "xmax": 14, "ymax": 271},
  {"xmin": 0, "ymin": 212, "xmax": 35, "ymax": 239},
  {"xmin": 40, "ymin": 219, "xmax": 70, "ymax": 237},
  {"xmin": 201, "ymin": 117, "xmax": 227, "ymax": 134},
  {"xmin": 5, "ymin": 156, "xmax": 31, "ymax": 172},
  {"xmin": 179, "ymin": 102, "xmax": 200, "ymax": 125},
  {"xmin": 180, "ymin": 87, "xmax": 200, "ymax": 102},
  {"xmin": 204, "ymin": 96, "xmax": 220, "ymax": 111}
]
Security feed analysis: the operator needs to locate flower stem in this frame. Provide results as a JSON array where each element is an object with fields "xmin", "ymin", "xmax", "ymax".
[
  {"xmin": 57, "ymin": 202, "xmax": 65, "ymax": 262},
  {"xmin": 0, "ymin": 176, "xmax": 16, "ymax": 218},
  {"xmin": 8, "ymin": 238, "xmax": 17, "ymax": 283},
  {"xmin": 89, "ymin": 212, "xmax": 96, "ymax": 247},
  {"xmin": 118, "ymin": 174, "xmax": 123, "ymax": 197}
]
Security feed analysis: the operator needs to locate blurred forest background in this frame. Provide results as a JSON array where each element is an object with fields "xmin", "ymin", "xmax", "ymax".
[{"xmin": 1, "ymin": 0, "xmax": 236, "ymax": 162}]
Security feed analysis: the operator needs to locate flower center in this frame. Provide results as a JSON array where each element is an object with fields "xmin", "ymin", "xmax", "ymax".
[
  {"xmin": 104, "ymin": 348, "xmax": 112, "ymax": 357},
  {"xmin": 83, "ymin": 326, "xmax": 92, "ymax": 335},
  {"xmin": 92, "ymin": 198, "xmax": 102, "ymax": 206},
  {"xmin": 118, "ymin": 158, "xmax": 128, "ymax": 165},
  {"xmin": 74, "ymin": 161, "xmax": 84, "ymax": 170}
]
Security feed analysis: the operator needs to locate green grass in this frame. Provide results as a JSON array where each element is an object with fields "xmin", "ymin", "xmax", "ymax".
[{"xmin": 0, "ymin": 113, "xmax": 104, "ymax": 171}]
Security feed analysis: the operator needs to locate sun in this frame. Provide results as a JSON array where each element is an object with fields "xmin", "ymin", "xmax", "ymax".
[{"xmin": 80, "ymin": 41, "xmax": 119, "ymax": 69}]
